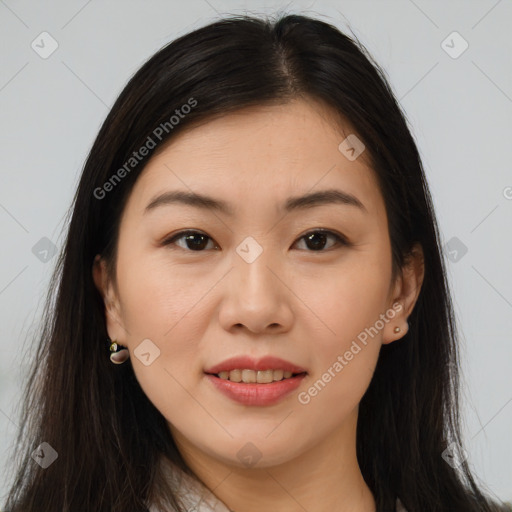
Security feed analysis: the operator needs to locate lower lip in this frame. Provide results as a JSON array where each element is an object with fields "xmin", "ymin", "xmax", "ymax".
[{"xmin": 204, "ymin": 373, "xmax": 307, "ymax": 406}]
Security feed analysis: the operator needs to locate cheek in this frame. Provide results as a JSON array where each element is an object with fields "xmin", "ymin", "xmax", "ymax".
[
  {"xmin": 115, "ymin": 258, "xmax": 213, "ymax": 411},
  {"xmin": 296, "ymin": 269, "xmax": 386, "ymax": 429},
  {"xmin": 294, "ymin": 348, "xmax": 378, "ymax": 451},
  {"xmin": 117, "ymin": 253, "xmax": 212, "ymax": 341},
  {"xmin": 298, "ymin": 253, "xmax": 392, "ymax": 345},
  {"xmin": 295, "ymin": 251, "xmax": 391, "ymax": 402}
]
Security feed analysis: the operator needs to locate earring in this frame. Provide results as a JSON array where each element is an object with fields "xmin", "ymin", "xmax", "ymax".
[
  {"xmin": 109, "ymin": 339, "xmax": 129, "ymax": 364},
  {"xmin": 394, "ymin": 321, "xmax": 410, "ymax": 334}
]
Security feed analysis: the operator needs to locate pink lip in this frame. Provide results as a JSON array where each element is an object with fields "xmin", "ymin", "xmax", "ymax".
[
  {"xmin": 204, "ymin": 373, "xmax": 307, "ymax": 406},
  {"xmin": 204, "ymin": 355, "xmax": 307, "ymax": 374}
]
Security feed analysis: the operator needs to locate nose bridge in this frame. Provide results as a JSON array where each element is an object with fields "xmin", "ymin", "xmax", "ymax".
[
  {"xmin": 217, "ymin": 233, "xmax": 292, "ymax": 332},
  {"xmin": 233, "ymin": 235, "xmax": 280, "ymax": 297},
  {"xmin": 219, "ymin": 225, "xmax": 294, "ymax": 334}
]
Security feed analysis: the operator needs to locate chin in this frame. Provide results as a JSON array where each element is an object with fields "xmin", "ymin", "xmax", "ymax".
[{"xmin": 210, "ymin": 435, "xmax": 307, "ymax": 470}]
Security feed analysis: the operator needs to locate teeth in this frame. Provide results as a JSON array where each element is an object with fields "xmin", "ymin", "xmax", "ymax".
[
  {"xmin": 216, "ymin": 369, "xmax": 298, "ymax": 383},
  {"xmin": 242, "ymin": 369, "xmax": 257, "ymax": 383},
  {"xmin": 228, "ymin": 369, "xmax": 242, "ymax": 382}
]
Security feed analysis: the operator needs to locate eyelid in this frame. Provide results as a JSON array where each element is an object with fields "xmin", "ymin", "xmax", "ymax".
[{"xmin": 297, "ymin": 228, "xmax": 349, "ymax": 245}]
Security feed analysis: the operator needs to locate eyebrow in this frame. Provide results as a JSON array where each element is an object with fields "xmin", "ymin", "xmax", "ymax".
[{"xmin": 143, "ymin": 188, "xmax": 367, "ymax": 216}]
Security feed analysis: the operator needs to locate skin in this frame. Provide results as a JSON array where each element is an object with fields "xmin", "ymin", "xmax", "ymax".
[{"xmin": 93, "ymin": 97, "xmax": 424, "ymax": 512}]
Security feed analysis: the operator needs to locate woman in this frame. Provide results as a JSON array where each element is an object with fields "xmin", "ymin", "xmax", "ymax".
[{"xmin": 3, "ymin": 13, "xmax": 510, "ymax": 512}]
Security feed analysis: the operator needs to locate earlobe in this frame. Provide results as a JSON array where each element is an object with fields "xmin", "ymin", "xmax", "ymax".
[
  {"xmin": 381, "ymin": 300, "xmax": 409, "ymax": 345},
  {"xmin": 383, "ymin": 244, "xmax": 424, "ymax": 344}
]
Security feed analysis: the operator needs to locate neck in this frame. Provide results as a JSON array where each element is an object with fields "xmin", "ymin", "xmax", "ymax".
[{"xmin": 170, "ymin": 407, "xmax": 376, "ymax": 512}]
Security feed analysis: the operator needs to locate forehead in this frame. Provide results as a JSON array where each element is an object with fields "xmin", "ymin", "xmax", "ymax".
[{"xmin": 125, "ymin": 98, "xmax": 384, "ymax": 219}]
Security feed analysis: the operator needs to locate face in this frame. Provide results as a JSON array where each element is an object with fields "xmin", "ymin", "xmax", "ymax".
[{"xmin": 94, "ymin": 97, "xmax": 422, "ymax": 470}]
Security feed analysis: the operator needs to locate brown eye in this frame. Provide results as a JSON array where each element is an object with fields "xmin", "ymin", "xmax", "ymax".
[
  {"xmin": 294, "ymin": 230, "xmax": 348, "ymax": 252},
  {"xmin": 162, "ymin": 230, "xmax": 218, "ymax": 251}
]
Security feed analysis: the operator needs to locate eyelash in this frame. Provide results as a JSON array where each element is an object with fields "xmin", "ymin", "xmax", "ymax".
[{"xmin": 161, "ymin": 229, "xmax": 349, "ymax": 253}]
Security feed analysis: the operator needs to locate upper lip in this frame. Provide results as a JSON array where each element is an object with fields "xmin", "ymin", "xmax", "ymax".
[{"xmin": 204, "ymin": 355, "xmax": 307, "ymax": 375}]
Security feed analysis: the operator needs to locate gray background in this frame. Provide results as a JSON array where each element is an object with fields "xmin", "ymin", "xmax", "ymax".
[{"xmin": 1, "ymin": 0, "xmax": 511, "ymax": 504}]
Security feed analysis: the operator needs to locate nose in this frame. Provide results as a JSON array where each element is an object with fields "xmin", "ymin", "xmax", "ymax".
[{"xmin": 218, "ymin": 247, "xmax": 294, "ymax": 335}]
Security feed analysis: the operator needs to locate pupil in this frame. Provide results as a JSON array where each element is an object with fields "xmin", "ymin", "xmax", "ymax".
[
  {"xmin": 186, "ymin": 234, "xmax": 208, "ymax": 250},
  {"xmin": 306, "ymin": 232, "xmax": 327, "ymax": 250}
]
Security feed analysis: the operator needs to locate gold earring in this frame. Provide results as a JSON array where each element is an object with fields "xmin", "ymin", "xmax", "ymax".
[
  {"xmin": 394, "ymin": 327, "xmax": 401, "ymax": 333},
  {"xmin": 109, "ymin": 339, "xmax": 129, "ymax": 364}
]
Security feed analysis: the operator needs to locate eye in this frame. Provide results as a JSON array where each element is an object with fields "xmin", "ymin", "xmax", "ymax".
[
  {"xmin": 162, "ymin": 230, "xmax": 218, "ymax": 251},
  {"xmin": 162, "ymin": 229, "xmax": 348, "ymax": 252},
  {"xmin": 293, "ymin": 229, "xmax": 348, "ymax": 252}
]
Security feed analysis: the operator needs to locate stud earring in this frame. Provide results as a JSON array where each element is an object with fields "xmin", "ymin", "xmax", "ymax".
[
  {"xmin": 394, "ymin": 321, "xmax": 410, "ymax": 335},
  {"xmin": 109, "ymin": 339, "xmax": 129, "ymax": 364}
]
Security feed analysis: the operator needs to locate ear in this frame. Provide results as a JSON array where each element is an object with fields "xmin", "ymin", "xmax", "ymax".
[
  {"xmin": 92, "ymin": 254, "xmax": 127, "ymax": 343},
  {"xmin": 382, "ymin": 243, "xmax": 425, "ymax": 344}
]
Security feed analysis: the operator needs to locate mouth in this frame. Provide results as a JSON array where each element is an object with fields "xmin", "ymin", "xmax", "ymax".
[
  {"xmin": 203, "ymin": 370, "xmax": 308, "ymax": 406},
  {"xmin": 205, "ymin": 369, "xmax": 308, "ymax": 384}
]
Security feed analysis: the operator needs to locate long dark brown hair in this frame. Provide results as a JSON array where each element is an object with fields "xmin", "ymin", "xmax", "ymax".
[{"xmin": 3, "ymin": 12, "xmax": 510, "ymax": 512}]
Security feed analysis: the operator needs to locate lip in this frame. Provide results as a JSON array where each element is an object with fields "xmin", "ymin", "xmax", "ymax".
[
  {"xmin": 204, "ymin": 373, "xmax": 307, "ymax": 406},
  {"xmin": 204, "ymin": 355, "xmax": 307, "ymax": 375}
]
